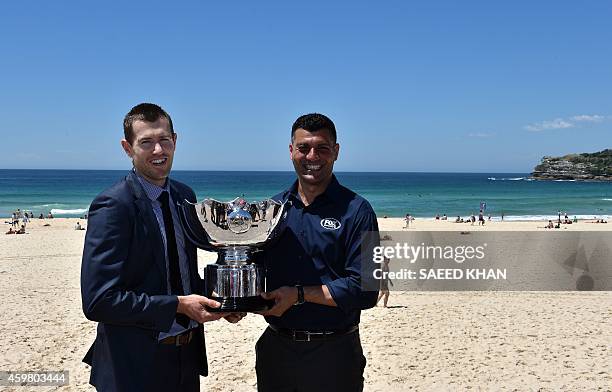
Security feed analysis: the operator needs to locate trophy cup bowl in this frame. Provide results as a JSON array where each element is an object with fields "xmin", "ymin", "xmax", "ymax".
[{"xmin": 179, "ymin": 197, "xmax": 286, "ymax": 312}]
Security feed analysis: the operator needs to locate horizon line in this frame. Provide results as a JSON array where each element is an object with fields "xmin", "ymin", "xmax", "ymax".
[{"xmin": 0, "ymin": 168, "xmax": 532, "ymax": 174}]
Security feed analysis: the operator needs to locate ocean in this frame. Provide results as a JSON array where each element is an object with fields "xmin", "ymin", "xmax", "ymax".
[{"xmin": 1, "ymin": 169, "xmax": 611, "ymax": 220}]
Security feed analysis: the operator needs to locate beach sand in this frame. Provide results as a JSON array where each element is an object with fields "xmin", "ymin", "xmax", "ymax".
[{"xmin": 0, "ymin": 218, "xmax": 610, "ymax": 391}]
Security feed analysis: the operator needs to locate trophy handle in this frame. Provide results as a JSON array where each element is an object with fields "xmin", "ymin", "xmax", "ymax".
[{"xmin": 178, "ymin": 199, "xmax": 215, "ymax": 250}]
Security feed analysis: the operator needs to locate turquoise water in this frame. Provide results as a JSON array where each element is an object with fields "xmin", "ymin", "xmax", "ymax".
[{"xmin": 1, "ymin": 170, "xmax": 611, "ymax": 219}]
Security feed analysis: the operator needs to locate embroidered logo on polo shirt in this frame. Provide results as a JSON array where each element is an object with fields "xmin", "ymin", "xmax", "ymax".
[{"xmin": 320, "ymin": 218, "xmax": 341, "ymax": 230}]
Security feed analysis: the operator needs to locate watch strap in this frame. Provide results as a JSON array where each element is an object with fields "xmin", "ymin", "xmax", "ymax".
[{"xmin": 295, "ymin": 284, "xmax": 305, "ymax": 305}]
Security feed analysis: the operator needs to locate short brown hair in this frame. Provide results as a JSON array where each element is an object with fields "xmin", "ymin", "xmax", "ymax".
[{"xmin": 123, "ymin": 103, "xmax": 174, "ymax": 143}]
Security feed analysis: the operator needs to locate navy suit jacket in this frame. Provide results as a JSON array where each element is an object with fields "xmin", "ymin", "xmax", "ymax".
[{"xmin": 81, "ymin": 171, "xmax": 207, "ymax": 391}]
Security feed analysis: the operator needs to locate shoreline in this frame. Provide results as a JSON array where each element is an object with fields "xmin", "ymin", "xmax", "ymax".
[
  {"xmin": 0, "ymin": 210, "xmax": 612, "ymax": 222},
  {"xmin": 6, "ymin": 216, "xmax": 611, "ymax": 232}
]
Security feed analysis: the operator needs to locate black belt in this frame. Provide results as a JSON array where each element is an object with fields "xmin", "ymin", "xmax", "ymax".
[
  {"xmin": 267, "ymin": 324, "xmax": 358, "ymax": 342},
  {"xmin": 159, "ymin": 330, "xmax": 195, "ymax": 346}
]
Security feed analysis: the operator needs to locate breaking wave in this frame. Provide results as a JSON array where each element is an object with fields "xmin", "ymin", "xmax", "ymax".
[
  {"xmin": 487, "ymin": 177, "xmax": 529, "ymax": 181},
  {"xmin": 50, "ymin": 208, "xmax": 88, "ymax": 215}
]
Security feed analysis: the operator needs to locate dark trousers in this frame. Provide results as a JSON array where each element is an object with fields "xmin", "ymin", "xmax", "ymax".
[
  {"xmin": 147, "ymin": 338, "xmax": 201, "ymax": 392},
  {"xmin": 255, "ymin": 327, "xmax": 366, "ymax": 392}
]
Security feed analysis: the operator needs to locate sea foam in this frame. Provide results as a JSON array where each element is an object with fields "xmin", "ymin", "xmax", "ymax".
[
  {"xmin": 50, "ymin": 208, "xmax": 88, "ymax": 215},
  {"xmin": 426, "ymin": 214, "xmax": 610, "ymax": 221},
  {"xmin": 498, "ymin": 214, "xmax": 610, "ymax": 221},
  {"xmin": 487, "ymin": 177, "xmax": 527, "ymax": 181}
]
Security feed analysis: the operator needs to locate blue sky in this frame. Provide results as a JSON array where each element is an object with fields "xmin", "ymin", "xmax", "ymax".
[{"xmin": 1, "ymin": 1, "xmax": 610, "ymax": 172}]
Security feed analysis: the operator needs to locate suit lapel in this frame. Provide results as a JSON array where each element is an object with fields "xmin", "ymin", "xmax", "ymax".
[{"xmin": 127, "ymin": 172, "xmax": 168, "ymax": 280}]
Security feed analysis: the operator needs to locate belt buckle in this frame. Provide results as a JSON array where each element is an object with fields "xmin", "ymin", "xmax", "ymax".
[
  {"xmin": 292, "ymin": 330, "xmax": 311, "ymax": 342},
  {"xmin": 175, "ymin": 331, "xmax": 191, "ymax": 346}
]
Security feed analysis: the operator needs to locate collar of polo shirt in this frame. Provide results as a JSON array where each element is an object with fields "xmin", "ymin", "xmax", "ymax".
[{"xmin": 288, "ymin": 174, "xmax": 343, "ymax": 205}]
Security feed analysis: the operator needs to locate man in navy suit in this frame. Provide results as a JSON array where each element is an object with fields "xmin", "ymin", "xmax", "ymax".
[{"xmin": 81, "ymin": 103, "xmax": 241, "ymax": 391}]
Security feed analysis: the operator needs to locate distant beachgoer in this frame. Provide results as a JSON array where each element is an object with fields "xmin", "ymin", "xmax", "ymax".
[
  {"xmin": 478, "ymin": 210, "xmax": 485, "ymax": 226},
  {"xmin": 16, "ymin": 225, "xmax": 26, "ymax": 234},
  {"xmin": 441, "ymin": 214, "xmax": 447, "ymax": 220},
  {"xmin": 259, "ymin": 200, "xmax": 268, "ymax": 221},
  {"xmin": 435, "ymin": 214, "xmax": 440, "ymax": 220},
  {"xmin": 75, "ymin": 221, "xmax": 85, "ymax": 231},
  {"xmin": 558, "ymin": 210, "xmax": 561, "ymax": 224},
  {"xmin": 376, "ymin": 258, "xmax": 393, "ymax": 307},
  {"xmin": 404, "ymin": 213, "xmax": 411, "ymax": 229},
  {"xmin": 501, "ymin": 213, "xmax": 504, "ymax": 221},
  {"xmin": 5, "ymin": 227, "xmax": 15, "ymax": 235},
  {"xmin": 546, "ymin": 220, "xmax": 554, "ymax": 229},
  {"xmin": 38, "ymin": 213, "xmax": 44, "ymax": 219},
  {"xmin": 47, "ymin": 212, "xmax": 54, "ymax": 219},
  {"xmin": 471, "ymin": 214, "xmax": 476, "ymax": 225},
  {"xmin": 455, "ymin": 216, "xmax": 461, "ymax": 223},
  {"xmin": 573, "ymin": 216, "xmax": 578, "ymax": 223}
]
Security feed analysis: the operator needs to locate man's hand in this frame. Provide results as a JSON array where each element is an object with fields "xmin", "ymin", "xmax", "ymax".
[
  {"xmin": 259, "ymin": 286, "xmax": 298, "ymax": 317},
  {"xmin": 177, "ymin": 295, "xmax": 228, "ymax": 323},
  {"xmin": 224, "ymin": 312, "xmax": 247, "ymax": 323}
]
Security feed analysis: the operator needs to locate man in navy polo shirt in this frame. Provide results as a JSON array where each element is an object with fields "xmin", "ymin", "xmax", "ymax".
[{"xmin": 256, "ymin": 113, "xmax": 380, "ymax": 391}]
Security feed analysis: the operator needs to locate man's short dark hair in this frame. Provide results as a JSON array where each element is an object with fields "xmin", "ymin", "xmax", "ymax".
[
  {"xmin": 123, "ymin": 103, "xmax": 174, "ymax": 144},
  {"xmin": 291, "ymin": 113, "xmax": 337, "ymax": 143}
]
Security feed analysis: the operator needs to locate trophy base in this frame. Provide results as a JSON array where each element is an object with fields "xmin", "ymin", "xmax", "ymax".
[{"xmin": 207, "ymin": 296, "xmax": 274, "ymax": 313}]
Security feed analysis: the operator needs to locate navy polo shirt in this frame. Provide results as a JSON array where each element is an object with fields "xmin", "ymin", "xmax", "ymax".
[{"xmin": 263, "ymin": 175, "xmax": 380, "ymax": 330}]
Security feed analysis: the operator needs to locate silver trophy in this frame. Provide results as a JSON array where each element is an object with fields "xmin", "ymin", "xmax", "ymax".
[{"xmin": 179, "ymin": 196, "xmax": 286, "ymax": 312}]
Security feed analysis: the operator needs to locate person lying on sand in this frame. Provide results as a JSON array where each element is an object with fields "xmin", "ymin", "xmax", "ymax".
[{"xmin": 541, "ymin": 220, "xmax": 554, "ymax": 229}]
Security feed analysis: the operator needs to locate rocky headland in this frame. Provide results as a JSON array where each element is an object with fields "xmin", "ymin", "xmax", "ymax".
[{"xmin": 530, "ymin": 149, "xmax": 612, "ymax": 181}]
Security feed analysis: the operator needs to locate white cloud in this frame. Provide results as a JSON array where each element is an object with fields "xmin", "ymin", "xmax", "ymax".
[
  {"xmin": 524, "ymin": 114, "xmax": 607, "ymax": 132},
  {"xmin": 570, "ymin": 114, "xmax": 604, "ymax": 123},
  {"xmin": 524, "ymin": 118, "xmax": 573, "ymax": 132},
  {"xmin": 468, "ymin": 132, "xmax": 494, "ymax": 138}
]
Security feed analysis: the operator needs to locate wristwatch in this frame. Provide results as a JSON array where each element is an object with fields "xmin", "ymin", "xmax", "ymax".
[{"xmin": 295, "ymin": 284, "xmax": 305, "ymax": 305}]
